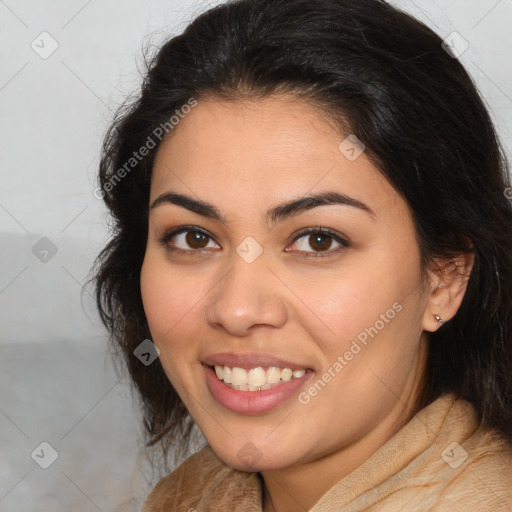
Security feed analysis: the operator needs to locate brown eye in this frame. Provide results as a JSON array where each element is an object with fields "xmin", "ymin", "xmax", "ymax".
[
  {"xmin": 288, "ymin": 228, "xmax": 349, "ymax": 255},
  {"xmin": 185, "ymin": 231, "xmax": 209, "ymax": 249},
  {"xmin": 308, "ymin": 233, "xmax": 333, "ymax": 252},
  {"xmin": 160, "ymin": 228, "xmax": 219, "ymax": 252}
]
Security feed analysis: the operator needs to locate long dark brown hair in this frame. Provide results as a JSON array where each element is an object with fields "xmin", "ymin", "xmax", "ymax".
[{"xmin": 91, "ymin": 0, "xmax": 512, "ymax": 467}]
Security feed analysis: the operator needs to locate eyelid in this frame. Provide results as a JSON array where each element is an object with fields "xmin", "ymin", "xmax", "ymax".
[
  {"xmin": 158, "ymin": 225, "xmax": 220, "ymax": 249},
  {"xmin": 158, "ymin": 225, "xmax": 349, "ymax": 255},
  {"xmin": 290, "ymin": 226, "xmax": 349, "ymax": 246},
  {"xmin": 285, "ymin": 226, "xmax": 349, "ymax": 256}
]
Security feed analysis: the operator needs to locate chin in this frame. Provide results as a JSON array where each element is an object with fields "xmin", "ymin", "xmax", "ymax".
[{"xmin": 208, "ymin": 437, "xmax": 298, "ymax": 473}]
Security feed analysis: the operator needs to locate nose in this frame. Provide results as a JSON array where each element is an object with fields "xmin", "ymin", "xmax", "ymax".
[{"xmin": 205, "ymin": 252, "xmax": 288, "ymax": 336}]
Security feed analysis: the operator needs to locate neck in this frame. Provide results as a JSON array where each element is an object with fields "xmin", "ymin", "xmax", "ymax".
[{"xmin": 259, "ymin": 348, "xmax": 428, "ymax": 512}]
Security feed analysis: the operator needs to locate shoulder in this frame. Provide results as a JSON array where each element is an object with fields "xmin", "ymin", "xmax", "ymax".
[
  {"xmin": 335, "ymin": 394, "xmax": 512, "ymax": 511},
  {"xmin": 432, "ymin": 425, "xmax": 512, "ymax": 510},
  {"xmin": 141, "ymin": 444, "xmax": 262, "ymax": 512},
  {"xmin": 420, "ymin": 396, "xmax": 512, "ymax": 511}
]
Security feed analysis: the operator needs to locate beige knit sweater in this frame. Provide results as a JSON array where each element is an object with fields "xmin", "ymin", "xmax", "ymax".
[{"xmin": 141, "ymin": 393, "xmax": 512, "ymax": 511}]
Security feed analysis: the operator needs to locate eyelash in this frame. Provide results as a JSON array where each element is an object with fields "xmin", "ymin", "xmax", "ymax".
[{"xmin": 158, "ymin": 225, "xmax": 350, "ymax": 257}]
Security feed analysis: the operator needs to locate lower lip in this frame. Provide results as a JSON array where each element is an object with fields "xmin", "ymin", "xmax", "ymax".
[{"xmin": 203, "ymin": 364, "xmax": 314, "ymax": 414}]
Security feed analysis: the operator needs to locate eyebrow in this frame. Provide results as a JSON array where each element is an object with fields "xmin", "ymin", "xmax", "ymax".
[{"xmin": 150, "ymin": 190, "xmax": 376, "ymax": 225}]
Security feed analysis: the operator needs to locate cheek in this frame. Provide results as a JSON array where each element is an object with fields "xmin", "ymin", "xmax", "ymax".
[
  {"xmin": 140, "ymin": 253, "xmax": 198, "ymax": 347},
  {"xmin": 287, "ymin": 255, "xmax": 410, "ymax": 346},
  {"xmin": 288, "ymin": 249, "xmax": 423, "ymax": 398},
  {"xmin": 140, "ymin": 254, "xmax": 206, "ymax": 393}
]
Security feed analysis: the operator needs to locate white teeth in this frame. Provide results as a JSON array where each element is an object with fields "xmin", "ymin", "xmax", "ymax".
[
  {"xmin": 248, "ymin": 367, "xmax": 267, "ymax": 387},
  {"xmin": 281, "ymin": 368, "xmax": 293, "ymax": 382},
  {"xmin": 231, "ymin": 367, "xmax": 248, "ymax": 386},
  {"xmin": 213, "ymin": 364, "xmax": 308, "ymax": 391},
  {"xmin": 223, "ymin": 366, "xmax": 232, "ymax": 384},
  {"xmin": 267, "ymin": 366, "xmax": 281, "ymax": 383}
]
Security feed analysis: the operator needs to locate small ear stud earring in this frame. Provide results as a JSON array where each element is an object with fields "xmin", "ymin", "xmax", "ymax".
[{"xmin": 435, "ymin": 314, "xmax": 445, "ymax": 325}]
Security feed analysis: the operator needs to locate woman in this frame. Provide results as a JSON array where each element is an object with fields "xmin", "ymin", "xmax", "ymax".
[{"xmin": 93, "ymin": 0, "xmax": 512, "ymax": 510}]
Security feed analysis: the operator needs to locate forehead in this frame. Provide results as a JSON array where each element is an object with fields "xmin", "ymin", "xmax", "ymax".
[{"xmin": 150, "ymin": 96, "xmax": 402, "ymax": 218}]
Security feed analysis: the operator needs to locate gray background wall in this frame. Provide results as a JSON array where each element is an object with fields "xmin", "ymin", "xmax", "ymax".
[{"xmin": 1, "ymin": 1, "xmax": 511, "ymax": 510}]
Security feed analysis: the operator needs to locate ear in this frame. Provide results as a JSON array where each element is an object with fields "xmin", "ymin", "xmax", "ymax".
[{"xmin": 422, "ymin": 251, "xmax": 475, "ymax": 332}]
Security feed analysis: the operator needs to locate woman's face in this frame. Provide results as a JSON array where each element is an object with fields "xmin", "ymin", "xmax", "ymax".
[{"xmin": 140, "ymin": 95, "xmax": 433, "ymax": 472}]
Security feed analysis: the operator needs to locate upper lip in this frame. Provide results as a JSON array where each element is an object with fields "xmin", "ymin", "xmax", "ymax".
[{"xmin": 202, "ymin": 352, "xmax": 312, "ymax": 371}]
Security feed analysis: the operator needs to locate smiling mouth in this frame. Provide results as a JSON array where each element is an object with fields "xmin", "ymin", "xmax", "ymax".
[
  {"xmin": 210, "ymin": 364, "xmax": 310, "ymax": 391},
  {"xmin": 203, "ymin": 363, "xmax": 314, "ymax": 414}
]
